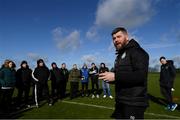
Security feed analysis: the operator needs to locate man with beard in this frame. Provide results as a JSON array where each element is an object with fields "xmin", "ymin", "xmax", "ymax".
[{"xmin": 99, "ymin": 27, "xmax": 149, "ymax": 119}]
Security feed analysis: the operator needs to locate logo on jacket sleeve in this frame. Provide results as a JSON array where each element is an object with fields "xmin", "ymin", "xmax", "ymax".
[{"xmin": 121, "ymin": 52, "xmax": 126, "ymax": 59}]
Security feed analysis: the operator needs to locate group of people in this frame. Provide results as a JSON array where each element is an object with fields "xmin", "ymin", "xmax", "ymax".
[
  {"xmin": 0, "ymin": 27, "xmax": 178, "ymax": 119},
  {"xmin": 0, "ymin": 58, "xmax": 113, "ymax": 114}
]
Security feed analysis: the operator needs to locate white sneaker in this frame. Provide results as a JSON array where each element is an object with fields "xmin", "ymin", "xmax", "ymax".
[
  {"xmin": 171, "ymin": 104, "xmax": 178, "ymax": 111},
  {"xmin": 109, "ymin": 95, "xmax": 113, "ymax": 99},
  {"xmin": 171, "ymin": 88, "xmax": 175, "ymax": 91},
  {"xmin": 96, "ymin": 94, "xmax": 99, "ymax": 98},
  {"xmin": 103, "ymin": 95, "xmax": 106, "ymax": 98},
  {"xmin": 92, "ymin": 94, "xmax": 95, "ymax": 98}
]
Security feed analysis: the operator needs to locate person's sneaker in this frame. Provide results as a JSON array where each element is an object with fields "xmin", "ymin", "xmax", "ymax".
[
  {"xmin": 109, "ymin": 95, "xmax": 113, "ymax": 99},
  {"xmin": 36, "ymin": 104, "xmax": 39, "ymax": 108},
  {"xmin": 96, "ymin": 94, "xmax": 99, "ymax": 98},
  {"xmin": 171, "ymin": 88, "xmax": 175, "ymax": 92},
  {"xmin": 92, "ymin": 94, "xmax": 95, "ymax": 99},
  {"xmin": 103, "ymin": 95, "xmax": 106, "ymax": 98},
  {"xmin": 48, "ymin": 103, "xmax": 52, "ymax": 106},
  {"xmin": 171, "ymin": 104, "xmax": 178, "ymax": 111},
  {"xmin": 26, "ymin": 104, "xmax": 31, "ymax": 108}
]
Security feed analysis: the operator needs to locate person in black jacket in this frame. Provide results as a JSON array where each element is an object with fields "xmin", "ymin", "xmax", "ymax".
[
  {"xmin": 50, "ymin": 62, "xmax": 62, "ymax": 101},
  {"xmin": 99, "ymin": 27, "xmax": 149, "ymax": 119},
  {"xmin": 89, "ymin": 63, "xmax": 99, "ymax": 98},
  {"xmin": 59, "ymin": 63, "xmax": 69, "ymax": 99},
  {"xmin": 32, "ymin": 59, "xmax": 52, "ymax": 107},
  {"xmin": 99, "ymin": 63, "xmax": 113, "ymax": 99},
  {"xmin": 16, "ymin": 61, "xmax": 32, "ymax": 108},
  {"xmin": 159, "ymin": 56, "xmax": 177, "ymax": 111}
]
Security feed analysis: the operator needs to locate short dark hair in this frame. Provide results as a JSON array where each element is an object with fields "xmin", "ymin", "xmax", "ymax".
[
  {"xmin": 159, "ymin": 56, "xmax": 166, "ymax": 61},
  {"xmin": 91, "ymin": 63, "xmax": 95, "ymax": 66},
  {"xmin": 111, "ymin": 27, "xmax": 128, "ymax": 36}
]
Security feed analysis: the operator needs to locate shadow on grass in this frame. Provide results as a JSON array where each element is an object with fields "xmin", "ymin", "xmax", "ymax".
[{"xmin": 147, "ymin": 93, "xmax": 180, "ymax": 111}]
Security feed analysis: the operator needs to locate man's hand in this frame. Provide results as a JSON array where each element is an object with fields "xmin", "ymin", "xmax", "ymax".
[{"xmin": 99, "ymin": 72, "xmax": 115, "ymax": 82}]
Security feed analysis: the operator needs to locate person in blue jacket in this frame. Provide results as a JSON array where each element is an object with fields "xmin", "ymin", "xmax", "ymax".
[{"xmin": 81, "ymin": 64, "xmax": 89, "ymax": 97}]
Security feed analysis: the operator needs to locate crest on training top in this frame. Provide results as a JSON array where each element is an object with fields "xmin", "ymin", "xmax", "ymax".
[{"xmin": 121, "ymin": 52, "xmax": 126, "ymax": 59}]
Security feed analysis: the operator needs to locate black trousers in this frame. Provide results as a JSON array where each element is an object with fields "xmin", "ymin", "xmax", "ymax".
[
  {"xmin": 0, "ymin": 89, "xmax": 14, "ymax": 113},
  {"xmin": 81, "ymin": 82, "xmax": 88, "ymax": 95},
  {"xmin": 59, "ymin": 80, "xmax": 67, "ymax": 99},
  {"xmin": 17, "ymin": 85, "xmax": 30, "ymax": 105},
  {"xmin": 70, "ymin": 82, "xmax": 79, "ymax": 99},
  {"xmin": 160, "ymin": 86, "xmax": 173, "ymax": 105},
  {"xmin": 112, "ymin": 102, "xmax": 146, "ymax": 119},
  {"xmin": 34, "ymin": 82, "xmax": 50, "ymax": 105},
  {"xmin": 91, "ymin": 78, "xmax": 99, "ymax": 95}
]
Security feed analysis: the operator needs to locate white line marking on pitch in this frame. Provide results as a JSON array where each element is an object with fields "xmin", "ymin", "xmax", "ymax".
[{"xmin": 62, "ymin": 100, "xmax": 180, "ymax": 119}]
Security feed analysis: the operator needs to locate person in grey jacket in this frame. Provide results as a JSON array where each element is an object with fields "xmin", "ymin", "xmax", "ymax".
[{"xmin": 69, "ymin": 64, "xmax": 81, "ymax": 99}]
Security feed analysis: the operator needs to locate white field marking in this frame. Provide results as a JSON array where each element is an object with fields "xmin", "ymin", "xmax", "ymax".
[{"xmin": 62, "ymin": 101, "xmax": 180, "ymax": 119}]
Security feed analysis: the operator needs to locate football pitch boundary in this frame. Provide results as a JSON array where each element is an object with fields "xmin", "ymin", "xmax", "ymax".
[{"xmin": 62, "ymin": 100, "xmax": 180, "ymax": 119}]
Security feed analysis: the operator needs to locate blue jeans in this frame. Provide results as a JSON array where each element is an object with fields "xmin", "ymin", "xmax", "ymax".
[{"xmin": 102, "ymin": 81, "xmax": 111, "ymax": 96}]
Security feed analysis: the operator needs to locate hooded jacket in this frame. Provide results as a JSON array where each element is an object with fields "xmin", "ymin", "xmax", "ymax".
[
  {"xmin": 16, "ymin": 66, "xmax": 32, "ymax": 88},
  {"xmin": 33, "ymin": 66, "xmax": 50, "ymax": 84},
  {"xmin": 114, "ymin": 39, "xmax": 149, "ymax": 107},
  {"xmin": 159, "ymin": 60, "xmax": 176, "ymax": 88}
]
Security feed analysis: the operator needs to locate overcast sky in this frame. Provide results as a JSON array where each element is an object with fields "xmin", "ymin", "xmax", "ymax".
[{"xmin": 0, "ymin": 0, "xmax": 180, "ymax": 69}]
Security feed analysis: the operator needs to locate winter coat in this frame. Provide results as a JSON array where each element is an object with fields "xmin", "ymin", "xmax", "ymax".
[
  {"xmin": 16, "ymin": 67, "xmax": 32, "ymax": 88},
  {"xmin": 33, "ymin": 66, "xmax": 50, "ymax": 84},
  {"xmin": 69, "ymin": 68, "xmax": 81, "ymax": 82},
  {"xmin": 159, "ymin": 60, "xmax": 176, "ymax": 88},
  {"xmin": 0, "ymin": 67, "xmax": 16, "ymax": 88},
  {"xmin": 114, "ymin": 39, "xmax": 149, "ymax": 107},
  {"xmin": 89, "ymin": 67, "xmax": 98, "ymax": 80},
  {"xmin": 60, "ymin": 68, "xmax": 69, "ymax": 82},
  {"xmin": 81, "ymin": 68, "xmax": 89, "ymax": 83}
]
